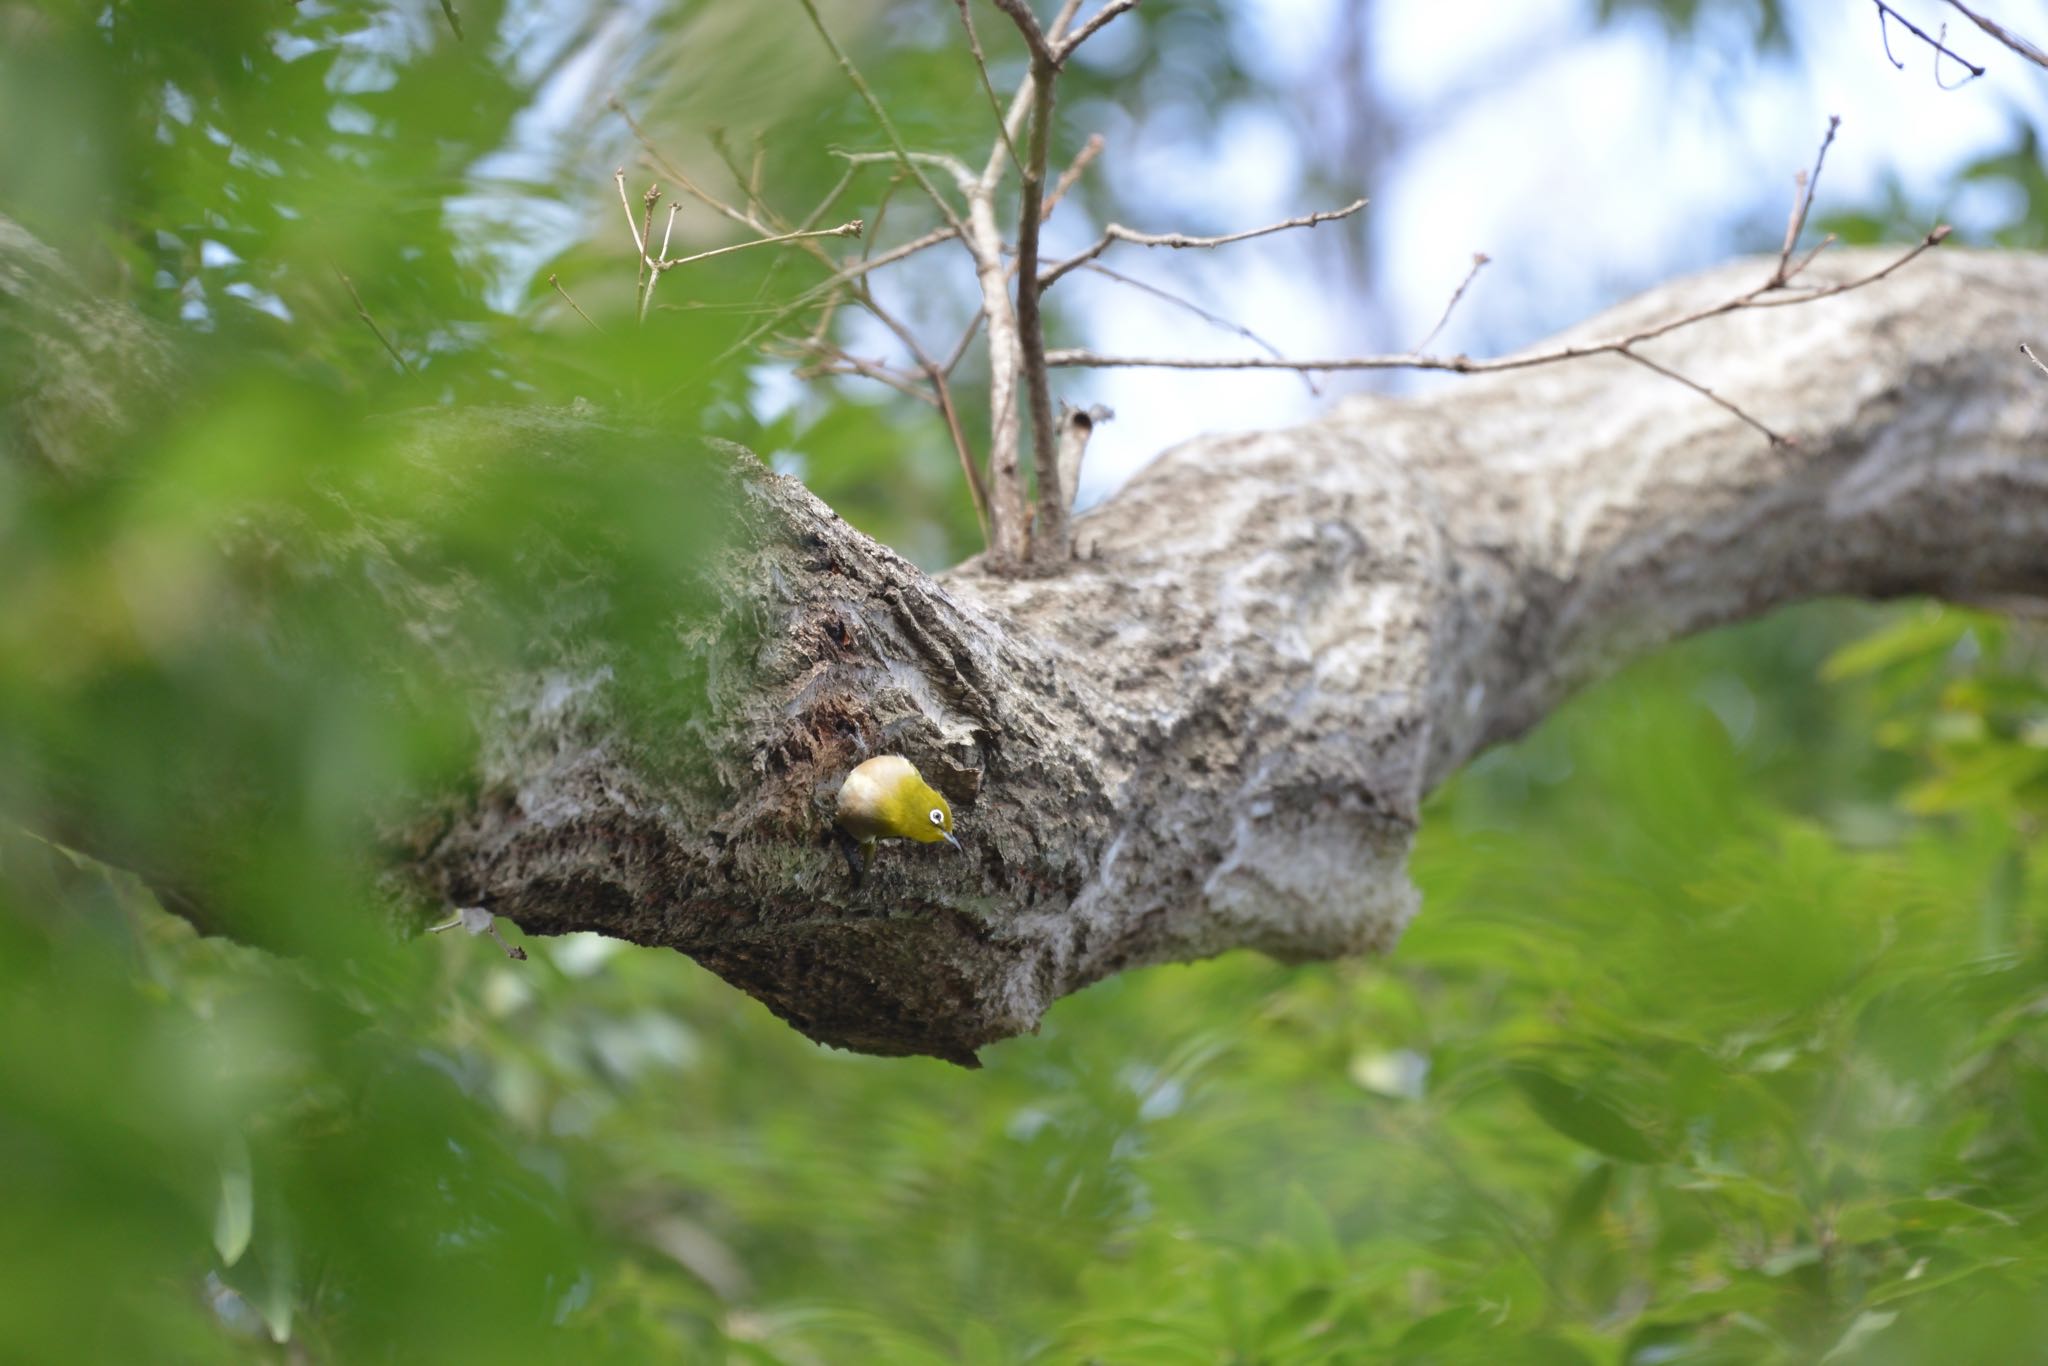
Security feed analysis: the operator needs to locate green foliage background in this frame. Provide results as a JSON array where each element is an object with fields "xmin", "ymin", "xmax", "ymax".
[{"xmin": 3, "ymin": 1, "xmax": 2046, "ymax": 1362}]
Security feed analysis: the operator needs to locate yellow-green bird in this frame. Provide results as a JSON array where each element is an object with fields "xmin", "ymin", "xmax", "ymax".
[{"xmin": 832, "ymin": 754, "xmax": 959, "ymax": 884}]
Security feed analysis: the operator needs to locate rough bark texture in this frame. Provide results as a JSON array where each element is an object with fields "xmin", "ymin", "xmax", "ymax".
[{"xmin": 7, "ymin": 217, "xmax": 2047, "ymax": 1063}]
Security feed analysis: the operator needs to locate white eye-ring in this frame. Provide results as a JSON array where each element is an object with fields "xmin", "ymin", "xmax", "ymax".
[{"xmin": 929, "ymin": 808, "xmax": 945, "ymax": 826}]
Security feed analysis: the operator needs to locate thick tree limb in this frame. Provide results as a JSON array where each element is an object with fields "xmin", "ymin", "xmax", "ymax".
[
  {"xmin": 7, "ymin": 218, "xmax": 2047, "ymax": 1063},
  {"xmin": 425, "ymin": 248, "xmax": 2048, "ymax": 1063}
]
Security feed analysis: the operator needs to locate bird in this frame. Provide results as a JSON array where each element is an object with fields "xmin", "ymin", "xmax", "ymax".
[{"xmin": 831, "ymin": 754, "xmax": 959, "ymax": 885}]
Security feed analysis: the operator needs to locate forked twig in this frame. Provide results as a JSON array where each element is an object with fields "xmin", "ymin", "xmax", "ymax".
[
  {"xmin": 1043, "ymin": 227, "xmax": 1952, "ymax": 447},
  {"xmin": 1872, "ymin": 0, "xmax": 1986, "ymax": 78}
]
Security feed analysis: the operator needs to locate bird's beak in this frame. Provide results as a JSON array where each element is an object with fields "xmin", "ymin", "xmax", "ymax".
[{"xmin": 942, "ymin": 831, "xmax": 961, "ymax": 851}]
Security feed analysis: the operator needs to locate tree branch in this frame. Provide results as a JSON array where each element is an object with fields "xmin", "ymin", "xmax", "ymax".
[
  {"xmin": 1039, "ymin": 198, "xmax": 1368, "ymax": 290},
  {"xmin": 1939, "ymin": 0, "xmax": 2048, "ymax": 69},
  {"xmin": 12, "ymin": 225, "xmax": 2044, "ymax": 1066}
]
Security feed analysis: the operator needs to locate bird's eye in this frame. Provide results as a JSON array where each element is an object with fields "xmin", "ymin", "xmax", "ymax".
[{"xmin": 929, "ymin": 808, "xmax": 945, "ymax": 826}]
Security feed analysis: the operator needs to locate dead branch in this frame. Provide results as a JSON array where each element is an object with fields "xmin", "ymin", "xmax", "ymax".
[
  {"xmin": 1044, "ymin": 228, "xmax": 1949, "ymax": 439},
  {"xmin": 798, "ymin": 0, "xmax": 967, "ymax": 237},
  {"xmin": 1056, "ymin": 0, "xmax": 1141, "ymax": 64},
  {"xmin": 1078, "ymin": 261, "xmax": 1315, "ymax": 393},
  {"xmin": 1872, "ymin": 0, "xmax": 1986, "ymax": 78},
  {"xmin": 1414, "ymin": 252, "xmax": 1491, "ymax": 355},
  {"xmin": 1940, "ymin": 0, "xmax": 2048, "ymax": 70},
  {"xmin": 1039, "ymin": 199, "xmax": 1369, "ymax": 291}
]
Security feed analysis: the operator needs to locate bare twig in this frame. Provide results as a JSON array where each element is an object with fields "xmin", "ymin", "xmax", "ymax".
[
  {"xmin": 1054, "ymin": 0, "xmax": 1140, "ymax": 63},
  {"xmin": 797, "ymin": 0, "xmax": 968, "ymax": 236},
  {"xmin": 1941, "ymin": 0, "xmax": 2048, "ymax": 69},
  {"xmin": 1618, "ymin": 345, "xmax": 1787, "ymax": 445},
  {"xmin": 989, "ymin": 0, "xmax": 1057, "ymax": 66},
  {"xmin": 841, "ymin": 271, "xmax": 994, "ymax": 544},
  {"xmin": 1772, "ymin": 115, "xmax": 1838, "ymax": 286},
  {"xmin": 1043, "ymin": 132, "xmax": 1104, "ymax": 220},
  {"xmin": 615, "ymin": 170, "xmax": 648, "ymax": 268},
  {"xmin": 1873, "ymin": 1, "xmax": 1986, "ymax": 78},
  {"xmin": 658, "ymin": 221, "xmax": 863, "ymax": 272},
  {"xmin": 639, "ymin": 181, "xmax": 662, "ymax": 276},
  {"xmin": 1786, "ymin": 232, "xmax": 1838, "ymax": 283},
  {"xmin": 334, "ymin": 268, "xmax": 407, "ymax": 373},
  {"xmin": 1414, "ymin": 252, "xmax": 1491, "ymax": 354},
  {"xmin": 2022, "ymin": 343, "xmax": 2048, "ymax": 379},
  {"xmin": 933, "ymin": 377, "xmax": 992, "ymax": 545},
  {"xmin": 718, "ymin": 221, "xmax": 966, "ymax": 367},
  {"xmin": 707, "ymin": 127, "xmax": 756, "ymax": 216},
  {"xmin": 788, "ymin": 341, "xmax": 940, "ymax": 407},
  {"xmin": 1042, "ymin": 227, "xmax": 1952, "ymax": 443},
  {"xmin": 611, "ymin": 99, "xmax": 784, "ymax": 240},
  {"xmin": 548, "ymin": 274, "xmax": 603, "ymax": 333},
  {"xmin": 436, "ymin": 0, "xmax": 463, "ymax": 41},
  {"xmin": 1079, "ymin": 260, "xmax": 1316, "ymax": 394},
  {"xmin": 1040, "ymin": 198, "xmax": 1368, "ymax": 290},
  {"xmin": 954, "ymin": 0, "xmax": 1024, "ymax": 177},
  {"xmin": 942, "ymin": 312, "xmax": 983, "ymax": 377},
  {"xmin": 1006, "ymin": 49, "xmax": 1065, "ymax": 561}
]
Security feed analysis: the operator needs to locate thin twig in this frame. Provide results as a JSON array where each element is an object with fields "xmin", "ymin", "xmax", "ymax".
[
  {"xmin": 989, "ymin": 0, "xmax": 1057, "ymax": 66},
  {"xmin": 717, "ymin": 221, "xmax": 965, "ymax": 367},
  {"xmin": 1786, "ymin": 232, "xmax": 1837, "ymax": 283},
  {"xmin": 788, "ymin": 341, "xmax": 941, "ymax": 406},
  {"xmin": 1040, "ymin": 198, "xmax": 1368, "ymax": 290},
  {"xmin": 1773, "ymin": 115, "xmax": 1838, "ymax": 286},
  {"xmin": 2022, "ymin": 343, "xmax": 2048, "ymax": 379},
  {"xmin": 933, "ymin": 376, "xmax": 992, "ymax": 545},
  {"xmin": 1872, "ymin": 1, "xmax": 1986, "ymax": 78},
  {"xmin": 1054, "ymin": 0, "xmax": 1140, "ymax": 63},
  {"xmin": 658, "ymin": 221, "xmax": 864, "ymax": 272},
  {"xmin": 1011, "ymin": 51, "xmax": 1064, "ymax": 562},
  {"xmin": 1940, "ymin": 0, "xmax": 2048, "ymax": 69},
  {"xmin": 334, "ymin": 268, "xmax": 407, "ymax": 372},
  {"xmin": 1043, "ymin": 132, "xmax": 1104, "ymax": 220},
  {"xmin": 639, "ymin": 181, "xmax": 662, "ymax": 271},
  {"xmin": 1079, "ymin": 260, "xmax": 1317, "ymax": 394},
  {"xmin": 611, "ymin": 99, "xmax": 784, "ymax": 239},
  {"xmin": 954, "ymin": 0, "xmax": 1025, "ymax": 177},
  {"xmin": 548, "ymin": 274, "xmax": 603, "ymax": 333},
  {"xmin": 849, "ymin": 279, "xmax": 994, "ymax": 543},
  {"xmin": 1042, "ymin": 227, "xmax": 1952, "ymax": 443},
  {"xmin": 1414, "ymin": 252, "xmax": 1491, "ymax": 354},
  {"xmin": 943, "ymin": 312, "xmax": 983, "ymax": 377},
  {"xmin": 436, "ymin": 0, "xmax": 464, "ymax": 40},
  {"xmin": 615, "ymin": 170, "xmax": 648, "ymax": 272},
  {"xmin": 797, "ymin": 0, "xmax": 968, "ymax": 236},
  {"xmin": 1618, "ymin": 345, "xmax": 1787, "ymax": 445}
]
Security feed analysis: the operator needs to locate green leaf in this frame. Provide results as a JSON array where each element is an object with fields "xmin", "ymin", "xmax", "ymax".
[{"xmin": 1506, "ymin": 1064, "xmax": 1666, "ymax": 1164}]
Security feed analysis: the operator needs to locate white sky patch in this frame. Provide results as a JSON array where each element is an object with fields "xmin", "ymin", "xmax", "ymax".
[{"xmin": 1065, "ymin": 0, "xmax": 2048, "ymax": 497}]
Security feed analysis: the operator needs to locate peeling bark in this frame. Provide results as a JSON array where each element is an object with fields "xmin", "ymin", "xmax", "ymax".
[{"xmin": 7, "ymin": 217, "xmax": 2047, "ymax": 1062}]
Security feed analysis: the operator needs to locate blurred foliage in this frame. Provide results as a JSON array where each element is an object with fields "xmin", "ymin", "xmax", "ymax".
[
  {"xmin": 1594, "ymin": 0, "xmax": 1791, "ymax": 51},
  {"xmin": 5, "ymin": 0, "xmax": 2048, "ymax": 1362}
]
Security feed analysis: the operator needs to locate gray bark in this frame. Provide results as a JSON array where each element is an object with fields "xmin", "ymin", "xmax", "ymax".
[{"xmin": 8, "ymin": 218, "xmax": 2047, "ymax": 1063}]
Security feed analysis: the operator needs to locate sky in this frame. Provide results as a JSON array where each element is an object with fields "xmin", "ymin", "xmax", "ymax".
[
  {"xmin": 1044, "ymin": 0, "xmax": 2048, "ymax": 506},
  {"xmin": 452, "ymin": 0, "xmax": 2048, "ymax": 517}
]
